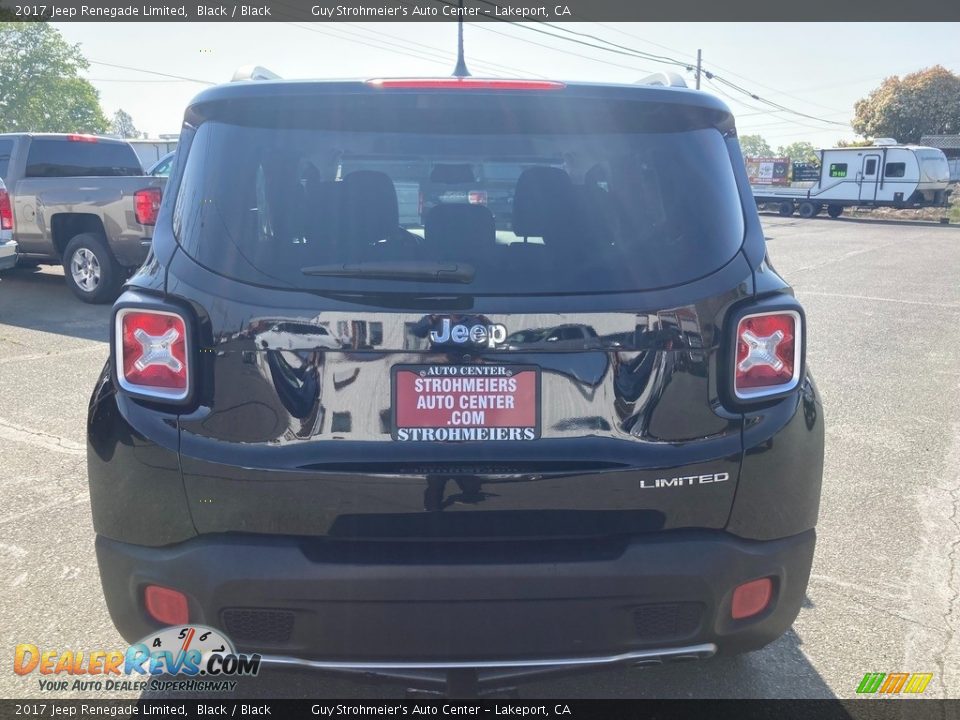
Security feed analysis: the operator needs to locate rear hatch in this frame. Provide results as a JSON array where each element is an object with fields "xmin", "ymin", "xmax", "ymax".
[{"xmin": 164, "ymin": 81, "xmax": 752, "ymax": 542}]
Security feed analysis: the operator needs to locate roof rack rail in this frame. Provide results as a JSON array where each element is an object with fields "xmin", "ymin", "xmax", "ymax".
[
  {"xmin": 231, "ymin": 65, "xmax": 281, "ymax": 82},
  {"xmin": 636, "ymin": 72, "xmax": 688, "ymax": 89}
]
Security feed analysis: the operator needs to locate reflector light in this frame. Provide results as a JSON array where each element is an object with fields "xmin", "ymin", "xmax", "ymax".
[
  {"xmin": 366, "ymin": 78, "xmax": 566, "ymax": 91},
  {"xmin": 734, "ymin": 310, "xmax": 801, "ymax": 399},
  {"xmin": 731, "ymin": 578, "xmax": 773, "ymax": 620},
  {"xmin": 134, "ymin": 187, "xmax": 162, "ymax": 226},
  {"xmin": 0, "ymin": 188, "xmax": 12, "ymax": 230},
  {"xmin": 67, "ymin": 134, "xmax": 98, "ymax": 143},
  {"xmin": 144, "ymin": 585, "xmax": 189, "ymax": 625},
  {"xmin": 116, "ymin": 308, "xmax": 189, "ymax": 400}
]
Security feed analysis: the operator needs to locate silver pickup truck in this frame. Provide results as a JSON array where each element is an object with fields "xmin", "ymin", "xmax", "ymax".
[{"xmin": 0, "ymin": 133, "xmax": 166, "ymax": 302}]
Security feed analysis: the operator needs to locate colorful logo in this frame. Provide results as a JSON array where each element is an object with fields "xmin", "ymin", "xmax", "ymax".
[
  {"xmin": 856, "ymin": 672, "xmax": 933, "ymax": 695},
  {"xmin": 14, "ymin": 625, "xmax": 260, "ymax": 693}
]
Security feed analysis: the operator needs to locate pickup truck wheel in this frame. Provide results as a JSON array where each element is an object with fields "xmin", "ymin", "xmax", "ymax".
[
  {"xmin": 63, "ymin": 233, "xmax": 123, "ymax": 304},
  {"xmin": 777, "ymin": 202, "xmax": 795, "ymax": 217},
  {"xmin": 798, "ymin": 201, "xmax": 819, "ymax": 218},
  {"xmin": 827, "ymin": 204, "xmax": 844, "ymax": 218}
]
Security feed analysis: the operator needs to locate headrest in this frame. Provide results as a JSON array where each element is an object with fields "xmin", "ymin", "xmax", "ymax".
[
  {"xmin": 340, "ymin": 171, "xmax": 398, "ymax": 243},
  {"xmin": 424, "ymin": 203, "xmax": 497, "ymax": 239},
  {"xmin": 424, "ymin": 203, "xmax": 495, "ymax": 256},
  {"xmin": 511, "ymin": 166, "xmax": 576, "ymax": 238}
]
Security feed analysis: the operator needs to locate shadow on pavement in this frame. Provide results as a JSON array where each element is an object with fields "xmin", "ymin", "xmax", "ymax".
[{"xmin": 0, "ymin": 266, "xmax": 112, "ymax": 342}]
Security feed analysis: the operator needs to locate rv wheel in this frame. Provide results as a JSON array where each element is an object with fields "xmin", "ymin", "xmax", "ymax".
[
  {"xmin": 827, "ymin": 205, "xmax": 844, "ymax": 218},
  {"xmin": 778, "ymin": 202, "xmax": 794, "ymax": 217},
  {"xmin": 798, "ymin": 202, "xmax": 819, "ymax": 218}
]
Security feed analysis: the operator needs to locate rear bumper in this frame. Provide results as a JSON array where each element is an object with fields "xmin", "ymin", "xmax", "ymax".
[
  {"xmin": 0, "ymin": 239, "xmax": 17, "ymax": 270},
  {"xmin": 95, "ymin": 528, "xmax": 815, "ymax": 663}
]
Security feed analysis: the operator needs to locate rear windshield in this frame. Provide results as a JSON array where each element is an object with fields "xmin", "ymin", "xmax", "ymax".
[
  {"xmin": 25, "ymin": 138, "xmax": 142, "ymax": 178},
  {"xmin": 0, "ymin": 139, "xmax": 13, "ymax": 180},
  {"xmin": 174, "ymin": 96, "xmax": 744, "ymax": 295}
]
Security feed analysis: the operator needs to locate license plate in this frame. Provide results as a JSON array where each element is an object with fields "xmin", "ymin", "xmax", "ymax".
[{"xmin": 392, "ymin": 364, "xmax": 540, "ymax": 442}]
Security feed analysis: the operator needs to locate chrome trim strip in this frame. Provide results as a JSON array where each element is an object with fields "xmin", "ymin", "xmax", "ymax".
[{"xmin": 257, "ymin": 643, "xmax": 717, "ymax": 672}]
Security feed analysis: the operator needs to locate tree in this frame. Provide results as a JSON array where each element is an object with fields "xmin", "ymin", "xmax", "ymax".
[
  {"xmin": 852, "ymin": 65, "xmax": 960, "ymax": 144},
  {"xmin": 836, "ymin": 138, "xmax": 874, "ymax": 148},
  {"xmin": 738, "ymin": 134, "xmax": 772, "ymax": 157},
  {"xmin": 777, "ymin": 141, "xmax": 819, "ymax": 164},
  {"xmin": 111, "ymin": 109, "xmax": 139, "ymax": 138},
  {"xmin": 0, "ymin": 22, "xmax": 109, "ymax": 134}
]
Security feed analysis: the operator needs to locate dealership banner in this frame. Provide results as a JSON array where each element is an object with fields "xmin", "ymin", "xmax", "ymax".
[
  {"xmin": 3, "ymin": 699, "xmax": 960, "ymax": 719},
  {"xmin": 1, "ymin": 0, "xmax": 957, "ymax": 21}
]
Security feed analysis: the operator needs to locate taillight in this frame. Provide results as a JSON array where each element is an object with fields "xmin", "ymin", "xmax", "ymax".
[
  {"xmin": 734, "ymin": 310, "xmax": 801, "ymax": 400},
  {"xmin": 115, "ymin": 308, "xmax": 190, "ymax": 401},
  {"xmin": 67, "ymin": 134, "xmax": 98, "ymax": 143},
  {"xmin": 0, "ymin": 189, "xmax": 12, "ymax": 230},
  {"xmin": 134, "ymin": 187, "xmax": 162, "ymax": 226},
  {"xmin": 468, "ymin": 190, "xmax": 487, "ymax": 205},
  {"xmin": 366, "ymin": 78, "xmax": 566, "ymax": 91}
]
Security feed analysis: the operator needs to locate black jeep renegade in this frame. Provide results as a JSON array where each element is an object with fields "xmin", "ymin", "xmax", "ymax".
[{"xmin": 88, "ymin": 76, "xmax": 823, "ymax": 685}]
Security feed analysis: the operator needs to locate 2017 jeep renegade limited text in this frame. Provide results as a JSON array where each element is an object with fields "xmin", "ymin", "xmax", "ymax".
[{"xmin": 88, "ymin": 78, "xmax": 824, "ymax": 684}]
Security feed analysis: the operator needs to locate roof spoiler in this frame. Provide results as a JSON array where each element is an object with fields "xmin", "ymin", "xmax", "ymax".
[
  {"xmin": 231, "ymin": 65, "xmax": 281, "ymax": 82},
  {"xmin": 636, "ymin": 72, "xmax": 688, "ymax": 88}
]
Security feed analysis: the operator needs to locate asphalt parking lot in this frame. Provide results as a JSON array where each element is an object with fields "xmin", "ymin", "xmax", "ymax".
[{"xmin": 1, "ymin": 216, "xmax": 959, "ymax": 700}]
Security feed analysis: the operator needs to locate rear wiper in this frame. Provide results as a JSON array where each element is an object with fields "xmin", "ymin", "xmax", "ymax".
[{"xmin": 301, "ymin": 260, "xmax": 475, "ymax": 284}]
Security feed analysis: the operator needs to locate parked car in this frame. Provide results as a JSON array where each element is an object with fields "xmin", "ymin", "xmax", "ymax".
[
  {"xmin": 146, "ymin": 151, "xmax": 175, "ymax": 178},
  {"xmin": 88, "ymin": 75, "xmax": 824, "ymax": 694},
  {"xmin": 0, "ymin": 178, "xmax": 17, "ymax": 271},
  {"xmin": 0, "ymin": 133, "xmax": 165, "ymax": 302}
]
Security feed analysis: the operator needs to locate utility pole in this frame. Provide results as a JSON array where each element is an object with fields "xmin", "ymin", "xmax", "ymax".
[{"xmin": 695, "ymin": 49, "xmax": 702, "ymax": 90}]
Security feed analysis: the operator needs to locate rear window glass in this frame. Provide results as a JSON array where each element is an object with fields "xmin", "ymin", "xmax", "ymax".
[
  {"xmin": 174, "ymin": 97, "xmax": 744, "ymax": 295},
  {"xmin": 0, "ymin": 139, "xmax": 13, "ymax": 179},
  {"xmin": 884, "ymin": 162, "xmax": 906, "ymax": 178},
  {"xmin": 25, "ymin": 139, "xmax": 142, "ymax": 178}
]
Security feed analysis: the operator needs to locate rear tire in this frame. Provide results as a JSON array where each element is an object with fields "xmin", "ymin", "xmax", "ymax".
[
  {"xmin": 798, "ymin": 202, "xmax": 819, "ymax": 219},
  {"xmin": 827, "ymin": 204, "xmax": 844, "ymax": 218},
  {"xmin": 777, "ymin": 202, "xmax": 795, "ymax": 217},
  {"xmin": 63, "ymin": 233, "xmax": 124, "ymax": 304}
]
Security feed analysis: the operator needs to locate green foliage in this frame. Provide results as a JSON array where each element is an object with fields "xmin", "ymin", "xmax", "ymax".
[
  {"xmin": 111, "ymin": 109, "xmax": 139, "ymax": 138},
  {"xmin": 738, "ymin": 134, "xmax": 772, "ymax": 158},
  {"xmin": 852, "ymin": 66, "xmax": 960, "ymax": 144},
  {"xmin": 776, "ymin": 141, "xmax": 819, "ymax": 164},
  {"xmin": 836, "ymin": 138, "xmax": 874, "ymax": 148},
  {"xmin": 0, "ymin": 22, "xmax": 109, "ymax": 133}
]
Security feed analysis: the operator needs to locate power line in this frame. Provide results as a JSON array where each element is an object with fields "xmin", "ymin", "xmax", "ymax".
[
  {"xmin": 428, "ymin": 7, "xmax": 850, "ymax": 128},
  {"xmin": 454, "ymin": 0, "xmax": 687, "ymax": 71},
  {"xmin": 470, "ymin": 22, "xmax": 655, "ymax": 74},
  {"xmin": 337, "ymin": 20, "xmax": 547, "ymax": 78},
  {"xmin": 85, "ymin": 77, "xmax": 188, "ymax": 83},
  {"xmin": 707, "ymin": 73, "xmax": 850, "ymax": 126},
  {"xmin": 88, "ymin": 60, "xmax": 215, "ymax": 85}
]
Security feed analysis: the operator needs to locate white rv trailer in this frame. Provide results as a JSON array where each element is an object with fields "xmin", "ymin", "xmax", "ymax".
[{"xmin": 750, "ymin": 140, "xmax": 952, "ymax": 218}]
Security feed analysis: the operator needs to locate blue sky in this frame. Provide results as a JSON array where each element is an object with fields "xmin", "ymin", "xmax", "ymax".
[{"xmin": 55, "ymin": 22, "xmax": 960, "ymax": 149}]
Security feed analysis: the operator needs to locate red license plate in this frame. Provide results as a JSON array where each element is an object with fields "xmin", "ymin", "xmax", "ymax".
[{"xmin": 392, "ymin": 364, "xmax": 540, "ymax": 442}]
